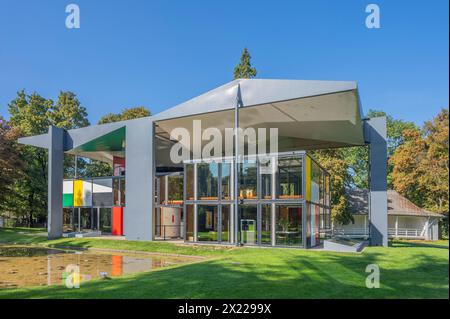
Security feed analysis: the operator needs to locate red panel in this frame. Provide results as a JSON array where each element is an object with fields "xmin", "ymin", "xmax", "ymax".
[
  {"xmin": 113, "ymin": 156, "xmax": 125, "ymax": 176},
  {"xmin": 112, "ymin": 206, "xmax": 123, "ymax": 236}
]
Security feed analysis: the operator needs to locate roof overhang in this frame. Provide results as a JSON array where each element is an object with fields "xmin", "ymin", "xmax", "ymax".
[
  {"xmin": 154, "ymin": 79, "xmax": 365, "ymax": 167},
  {"xmin": 18, "ymin": 79, "xmax": 366, "ymax": 167}
]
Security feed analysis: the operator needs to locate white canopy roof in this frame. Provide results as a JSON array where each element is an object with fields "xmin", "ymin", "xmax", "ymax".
[{"xmin": 154, "ymin": 79, "xmax": 365, "ymax": 167}]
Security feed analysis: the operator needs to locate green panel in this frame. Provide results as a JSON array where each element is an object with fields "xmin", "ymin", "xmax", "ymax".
[
  {"xmin": 74, "ymin": 127, "xmax": 125, "ymax": 152},
  {"xmin": 63, "ymin": 193, "xmax": 74, "ymax": 207}
]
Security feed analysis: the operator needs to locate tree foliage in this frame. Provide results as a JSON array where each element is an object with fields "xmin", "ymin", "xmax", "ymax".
[
  {"xmin": 97, "ymin": 106, "xmax": 150, "ymax": 124},
  {"xmin": 233, "ymin": 48, "xmax": 257, "ymax": 80},
  {"xmin": 390, "ymin": 108, "xmax": 449, "ymax": 213},
  {"xmin": 5, "ymin": 90, "xmax": 89, "ymax": 226},
  {"xmin": 0, "ymin": 118, "xmax": 23, "ymax": 213},
  {"xmin": 342, "ymin": 110, "xmax": 417, "ymax": 190}
]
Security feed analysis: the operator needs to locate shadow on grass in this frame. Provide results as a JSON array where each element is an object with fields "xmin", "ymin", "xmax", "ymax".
[
  {"xmin": 390, "ymin": 240, "xmax": 449, "ymax": 250},
  {"xmin": 1, "ymin": 244, "xmax": 447, "ymax": 299}
]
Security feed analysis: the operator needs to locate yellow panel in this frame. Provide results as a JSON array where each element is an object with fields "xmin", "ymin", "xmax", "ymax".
[
  {"xmin": 305, "ymin": 157, "xmax": 311, "ymax": 201},
  {"xmin": 73, "ymin": 180, "xmax": 84, "ymax": 207}
]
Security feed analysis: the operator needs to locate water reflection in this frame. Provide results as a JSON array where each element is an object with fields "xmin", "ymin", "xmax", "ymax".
[{"xmin": 0, "ymin": 245, "xmax": 200, "ymax": 288}]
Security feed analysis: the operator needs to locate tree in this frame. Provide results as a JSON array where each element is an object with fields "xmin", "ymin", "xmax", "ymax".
[
  {"xmin": 51, "ymin": 91, "xmax": 89, "ymax": 129},
  {"xmin": 97, "ymin": 106, "xmax": 150, "ymax": 124},
  {"xmin": 6, "ymin": 90, "xmax": 90, "ymax": 226},
  {"xmin": 390, "ymin": 128, "xmax": 427, "ymax": 207},
  {"xmin": 343, "ymin": 110, "xmax": 417, "ymax": 190},
  {"xmin": 233, "ymin": 48, "xmax": 257, "ymax": 80},
  {"xmin": 390, "ymin": 109, "xmax": 449, "ymax": 213},
  {"xmin": 0, "ymin": 118, "xmax": 23, "ymax": 213}
]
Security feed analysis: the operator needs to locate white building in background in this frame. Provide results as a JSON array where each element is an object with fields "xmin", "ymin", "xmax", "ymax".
[{"xmin": 334, "ymin": 189, "xmax": 442, "ymax": 241}]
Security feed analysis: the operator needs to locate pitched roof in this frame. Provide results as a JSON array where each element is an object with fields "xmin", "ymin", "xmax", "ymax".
[{"xmin": 346, "ymin": 189, "xmax": 443, "ymax": 217}]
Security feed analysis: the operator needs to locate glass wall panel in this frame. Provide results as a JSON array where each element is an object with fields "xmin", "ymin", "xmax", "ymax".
[
  {"xmin": 197, "ymin": 205, "xmax": 219, "ymax": 241},
  {"xmin": 261, "ymin": 204, "xmax": 272, "ymax": 245},
  {"xmin": 120, "ymin": 178, "xmax": 125, "ymax": 206},
  {"xmin": 92, "ymin": 209, "xmax": 99, "ymax": 230},
  {"xmin": 319, "ymin": 171, "xmax": 324, "ymax": 205},
  {"xmin": 277, "ymin": 158, "xmax": 302, "ymax": 199},
  {"xmin": 186, "ymin": 164, "xmax": 195, "ymax": 200},
  {"xmin": 221, "ymin": 205, "xmax": 231, "ymax": 243},
  {"xmin": 325, "ymin": 175, "xmax": 330, "ymax": 207},
  {"xmin": 113, "ymin": 178, "xmax": 120, "ymax": 206},
  {"xmin": 239, "ymin": 160, "xmax": 257, "ymax": 199},
  {"xmin": 185, "ymin": 204, "xmax": 195, "ymax": 241},
  {"xmin": 63, "ymin": 180, "xmax": 74, "ymax": 207},
  {"xmin": 168, "ymin": 175, "xmax": 183, "ymax": 203},
  {"xmin": 221, "ymin": 163, "xmax": 231, "ymax": 200},
  {"xmin": 80, "ymin": 208, "xmax": 92, "ymax": 230},
  {"xmin": 311, "ymin": 160, "xmax": 321, "ymax": 204},
  {"xmin": 238, "ymin": 205, "xmax": 258, "ymax": 244},
  {"xmin": 275, "ymin": 205, "xmax": 302, "ymax": 246},
  {"xmin": 73, "ymin": 208, "xmax": 80, "ymax": 231},
  {"xmin": 197, "ymin": 163, "xmax": 219, "ymax": 200},
  {"xmin": 63, "ymin": 208, "xmax": 74, "ymax": 232},
  {"xmin": 307, "ymin": 203, "xmax": 320, "ymax": 247},
  {"xmin": 260, "ymin": 159, "xmax": 273, "ymax": 199},
  {"xmin": 159, "ymin": 176, "xmax": 166, "ymax": 204},
  {"xmin": 82, "ymin": 181, "xmax": 93, "ymax": 207},
  {"xmin": 92, "ymin": 178, "xmax": 113, "ymax": 207},
  {"xmin": 99, "ymin": 208, "xmax": 111, "ymax": 233}
]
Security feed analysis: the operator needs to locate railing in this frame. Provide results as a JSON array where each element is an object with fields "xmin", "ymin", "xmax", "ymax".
[
  {"xmin": 388, "ymin": 228, "xmax": 424, "ymax": 238},
  {"xmin": 332, "ymin": 228, "xmax": 369, "ymax": 238},
  {"xmin": 155, "ymin": 224, "xmax": 183, "ymax": 240}
]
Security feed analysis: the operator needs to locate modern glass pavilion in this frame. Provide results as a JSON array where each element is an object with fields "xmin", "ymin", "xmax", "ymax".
[
  {"xmin": 18, "ymin": 79, "xmax": 388, "ymax": 247},
  {"xmin": 155, "ymin": 152, "xmax": 331, "ymax": 248}
]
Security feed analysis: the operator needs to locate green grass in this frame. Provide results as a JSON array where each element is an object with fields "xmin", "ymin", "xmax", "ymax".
[
  {"xmin": 0, "ymin": 227, "xmax": 48, "ymax": 244},
  {"xmin": 0, "ymin": 227, "xmax": 448, "ymax": 299}
]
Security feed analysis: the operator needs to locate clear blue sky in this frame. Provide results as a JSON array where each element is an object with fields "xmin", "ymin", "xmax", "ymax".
[{"xmin": 0, "ymin": 0, "xmax": 448, "ymax": 126}]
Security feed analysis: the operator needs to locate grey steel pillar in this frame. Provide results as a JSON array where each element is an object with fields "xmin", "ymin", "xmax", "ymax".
[
  {"xmin": 47, "ymin": 126, "xmax": 64, "ymax": 239},
  {"xmin": 124, "ymin": 118, "xmax": 154, "ymax": 240},
  {"xmin": 234, "ymin": 84, "xmax": 243, "ymax": 245},
  {"xmin": 364, "ymin": 117, "xmax": 388, "ymax": 247}
]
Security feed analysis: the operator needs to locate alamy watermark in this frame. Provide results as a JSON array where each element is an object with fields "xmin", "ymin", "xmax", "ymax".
[
  {"xmin": 169, "ymin": 120, "xmax": 279, "ymax": 164},
  {"xmin": 365, "ymin": 264, "xmax": 380, "ymax": 288},
  {"xmin": 365, "ymin": 4, "xmax": 381, "ymax": 29},
  {"xmin": 63, "ymin": 264, "xmax": 91, "ymax": 288},
  {"xmin": 65, "ymin": 4, "xmax": 80, "ymax": 29}
]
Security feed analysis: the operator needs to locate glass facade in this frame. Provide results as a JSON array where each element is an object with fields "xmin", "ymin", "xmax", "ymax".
[
  {"xmin": 221, "ymin": 162, "xmax": 232, "ymax": 200},
  {"xmin": 180, "ymin": 152, "xmax": 331, "ymax": 248},
  {"xmin": 305, "ymin": 156, "xmax": 332, "ymax": 247},
  {"xmin": 63, "ymin": 177, "xmax": 124, "ymax": 208},
  {"xmin": 197, "ymin": 205, "xmax": 219, "ymax": 241},
  {"xmin": 238, "ymin": 160, "xmax": 257, "ymax": 199},
  {"xmin": 275, "ymin": 205, "xmax": 303, "ymax": 246},
  {"xmin": 277, "ymin": 157, "xmax": 303, "ymax": 199},
  {"xmin": 197, "ymin": 163, "xmax": 219, "ymax": 200},
  {"xmin": 238, "ymin": 205, "xmax": 258, "ymax": 244},
  {"xmin": 221, "ymin": 205, "xmax": 231, "ymax": 243},
  {"xmin": 260, "ymin": 204, "xmax": 272, "ymax": 245},
  {"xmin": 185, "ymin": 205, "xmax": 194, "ymax": 241},
  {"xmin": 186, "ymin": 164, "xmax": 195, "ymax": 200}
]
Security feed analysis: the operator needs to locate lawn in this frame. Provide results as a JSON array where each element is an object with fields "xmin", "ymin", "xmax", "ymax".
[{"xmin": 0, "ymin": 227, "xmax": 448, "ymax": 299}]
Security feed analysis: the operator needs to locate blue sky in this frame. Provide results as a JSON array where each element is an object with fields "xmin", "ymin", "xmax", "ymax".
[{"xmin": 0, "ymin": 0, "xmax": 448, "ymax": 125}]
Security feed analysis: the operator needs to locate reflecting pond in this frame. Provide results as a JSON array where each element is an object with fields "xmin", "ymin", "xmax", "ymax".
[{"xmin": 0, "ymin": 245, "xmax": 201, "ymax": 289}]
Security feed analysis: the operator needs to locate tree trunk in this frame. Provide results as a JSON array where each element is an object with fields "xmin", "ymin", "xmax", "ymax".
[{"xmin": 28, "ymin": 192, "xmax": 34, "ymax": 228}]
